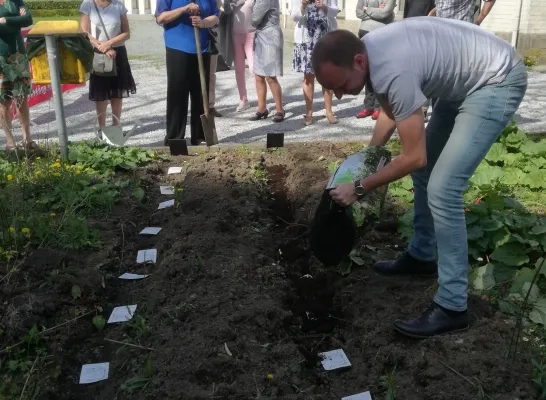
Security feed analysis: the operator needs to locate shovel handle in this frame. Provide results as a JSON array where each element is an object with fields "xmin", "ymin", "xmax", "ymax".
[{"xmin": 194, "ymin": 26, "xmax": 210, "ymax": 115}]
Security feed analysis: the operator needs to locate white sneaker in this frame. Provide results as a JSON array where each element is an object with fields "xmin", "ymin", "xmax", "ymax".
[{"xmin": 236, "ymin": 100, "xmax": 250, "ymax": 112}]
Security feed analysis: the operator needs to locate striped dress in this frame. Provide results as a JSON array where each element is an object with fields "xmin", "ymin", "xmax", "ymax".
[{"xmin": 251, "ymin": 0, "xmax": 283, "ymax": 77}]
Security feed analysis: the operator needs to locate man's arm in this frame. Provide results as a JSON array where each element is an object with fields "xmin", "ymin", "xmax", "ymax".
[
  {"xmin": 368, "ymin": 104, "xmax": 397, "ymax": 146},
  {"xmin": 360, "ymin": 109, "xmax": 426, "ymax": 192},
  {"xmin": 475, "ymin": 0, "xmax": 495, "ymax": 25}
]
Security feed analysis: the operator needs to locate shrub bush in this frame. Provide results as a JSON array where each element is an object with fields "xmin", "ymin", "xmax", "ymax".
[
  {"xmin": 26, "ymin": 0, "xmax": 81, "ymax": 10},
  {"xmin": 31, "ymin": 9, "xmax": 80, "ymax": 17}
]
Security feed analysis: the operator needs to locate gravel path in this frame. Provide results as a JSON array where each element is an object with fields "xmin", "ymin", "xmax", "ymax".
[{"xmin": 4, "ymin": 19, "xmax": 545, "ymax": 148}]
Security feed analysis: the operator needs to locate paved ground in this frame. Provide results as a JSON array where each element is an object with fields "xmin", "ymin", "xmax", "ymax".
[{"xmin": 4, "ymin": 19, "xmax": 546, "ymax": 148}]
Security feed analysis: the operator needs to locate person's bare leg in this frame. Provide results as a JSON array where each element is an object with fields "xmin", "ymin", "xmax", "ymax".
[
  {"xmin": 255, "ymin": 75, "xmax": 267, "ymax": 113},
  {"xmin": 110, "ymin": 98, "xmax": 122, "ymax": 126},
  {"xmin": 16, "ymin": 96, "xmax": 32, "ymax": 144},
  {"xmin": 303, "ymin": 73, "xmax": 314, "ymax": 116},
  {"xmin": 266, "ymin": 76, "xmax": 283, "ymax": 113},
  {"xmin": 96, "ymin": 101, "xmax": 108, "ymax": 127},
  {"xmin": 0, "ymin": 99, "xmax": 16, "ymax": 150},
  {"xmin": 322, "ymin": 87, "xmax": 337, "ymax": 124}
]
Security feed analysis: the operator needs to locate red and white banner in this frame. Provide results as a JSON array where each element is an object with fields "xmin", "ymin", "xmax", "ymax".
[{"xmin": 10, "ymin": 27, "xmax": 86, "ymax": 119}]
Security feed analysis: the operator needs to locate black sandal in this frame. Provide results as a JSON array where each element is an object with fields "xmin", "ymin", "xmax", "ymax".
[
  {"xmin": 273, "ymin": 110, "xmax": 285, "ymax": 123},
  {"xmin": 249, "ymin": 109, "xmax": 269, "ymax": 121}
]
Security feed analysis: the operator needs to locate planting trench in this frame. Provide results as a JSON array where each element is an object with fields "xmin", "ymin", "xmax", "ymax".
[{"xmin": 5, "ymin": 143, "xmax": 540, "ymax": 399}]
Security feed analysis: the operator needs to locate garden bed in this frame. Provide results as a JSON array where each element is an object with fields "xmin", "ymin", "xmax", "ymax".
[{"xmin": 0, "ymin": 141, "xmax": 541, "ymax": 399}]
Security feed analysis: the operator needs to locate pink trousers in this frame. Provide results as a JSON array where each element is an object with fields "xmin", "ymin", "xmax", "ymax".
[{"xmin": 232, "ymin": 31, "xmax": 255, "ymax": 101}]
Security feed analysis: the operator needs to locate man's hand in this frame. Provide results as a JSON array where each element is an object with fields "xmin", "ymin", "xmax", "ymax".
[
  {"xmin": 0, "ymin": 17, "xmax": 6, "ymax": 24},
  {"xmin": 185, "ymin": 3, "xmax": 200, "ymax": 15},
  {"xmin": 330, "ymin": 183, "xmax": 357, "ymax": 207},
  {"xmin": 20, "ymin": 7, "xmax": 26, "ymax": 15},
  {"xmin": 301, "ymin": 0, "xmax": 310, "ymax": 10},
  {"xmin": 378, "ymin": 2, "xmax": 385, "ymax": 8}
]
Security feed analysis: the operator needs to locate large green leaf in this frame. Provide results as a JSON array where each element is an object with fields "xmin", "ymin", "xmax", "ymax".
[
  {"xmin": 472, "ymin": 263, "xmax": 495, "ymax": 291},
  {"xmin": 490, "ymin": 242, "xmax": 529, "ymax": 267},
  {"xmin": 524, "ymin": 169, "xmax": 546, "ymax": 189},
  {"xmin": 481, "ymin": 218, "xmax": 504, "ymax": 232},
  {"xmin": 490, "ymin": 228, "xmax": 511, "ymax": 248},
  {"xmin": 470, "ymin": 164, "xmax": 503, "ymax": 187},
  {"xmin": 521, "ymin": 139, "xmax": 546, "ymax": 156},
  {"xmin": 485, "ymin": 142, "xmax": 508, "ymax": 163},
  {"xmin": 492, "ymin": 262, "xmax": 518, "ymax": 283},
  {"xmin": 467, "ymin": 224, "xmax": 484, "ymax": 240},
  {"xmin": 529, "ymin": 298, "xmax": 546, "ymax": 326},
  {"xmin": 531, "ymin": 225, "xmax": 546, "ymax": 235},
  {"xmin": 505, "ymin": 129, "xmax": 527, "ymax": 149},
  {"xmin": 501, "ymin": 167, "xmax": 527, "ymax": 186},
  {"xmin": 509, "ymin": 267, "xmax": 535, "ymax": 297}
]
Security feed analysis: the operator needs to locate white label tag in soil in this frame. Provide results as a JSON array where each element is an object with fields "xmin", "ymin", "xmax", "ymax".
[
  {"xmin": 158, "ymin": 199, "xmax": 175, "ymax": 210},
  {"xmin": 118, "ymin": 273, "xmax": 149, "ymax": 280},
  {"xmin": 136, "ymin": 249, "xmax": 157, "ymax": 264},
  {"xmin": 140, "ymin": 227, "xmax": 162, "ymax": 235},
  {"xmin": 160, "ymin": 185, "xmax": 175, "ymax": 195},
  {"xmin": 342, "ymin": 392, "xmax": 373, "ymax": 400},
  {"xmin": 107, "ymin": 305, "xmax": 137, "ymax": 323},
  {"xmin": 167, "ymin": 167, "xmax": 182, "ymax": 174},
  {"xmin": 79, "ymin": 362, "xmax": 110, "ymax": 384},
  {"xmin": 319, "ymin": 349, "xmax": 352, "ymax": 370}
]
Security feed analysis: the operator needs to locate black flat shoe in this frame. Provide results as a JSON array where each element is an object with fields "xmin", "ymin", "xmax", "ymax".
[
  {"xmin": 393, "ymin": 302, "xmax": 469, "ymax": 339},
  {"xmin": 373, "ymin": 252, "xmax": 437, "ymax": 277},
  {"xmin": 249, "ymin": 109, "xmax": 269, "ymax": 121},
  {"xmin": 190, "ymin": 138, "xmax": 205, "ymax": 146},
  {"xmin": 273, "ymin": 110, "xmax": 285, "ymax": 123}
]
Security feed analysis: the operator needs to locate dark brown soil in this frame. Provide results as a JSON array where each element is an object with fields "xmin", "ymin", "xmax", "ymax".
[{"xmin": 1, "ymin": 142, "xmax": 536, "ymax": 400}]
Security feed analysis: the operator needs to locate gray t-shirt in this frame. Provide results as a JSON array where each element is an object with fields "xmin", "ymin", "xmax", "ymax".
[
  {"xmin": 79, "ymin": 0, "xmax": 128, "ymax": 45},
  {"xmin": 363, "ymin": 17, "xmax": 521, "ymax": 121}
]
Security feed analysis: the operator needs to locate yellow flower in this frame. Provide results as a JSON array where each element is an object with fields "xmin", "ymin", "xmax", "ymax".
[
  {"xmin": 55, "ymin": 159, "xmax": 60, "ymax": 163},
  {"xmin": 75, "ymin": 170, "xmax": 81, "ymax": 175},
  {"xmin": 49, "ymin": 162, "xmax": 61, "ymax": 169},
  {"xmin": 7, "ymin": 174, "xmax": 13, "ymax": 181},
  {"xmin": 49, "ymin": 213, "xmax": 56, "ymax": 217},
  {"xmin": 35, "ymin": 170, "xmax": 41, "ymax": 176},
  {"xmin": 84, "ymin": 167, "xmax": 91, "ymax": 172},
  {"xmin": 53, "ymin": 172, "xmax": 61, "ymax": 177},
  {"xmin": 266, "ymin": 374, "xmax": 273, "ymax": 380},
  {"xmin": 177, "ymin": 188, "xmax": 183, "ymax": 192},
  {"xmin": 21, "ymin": 227, "xmax": 30, "ymax": 234},
  {"xmin": 91, "ymin": 186, "xmax": 97, "ymax": 190},
  {"xmin": 8, "ymin": 226, "xmax": 15, "ymax": 233},
  {"xmin": 36, "ymin": 157, "xmax": 41, "ymax": 160},
  {"xmin": 150, "ymin": 153, "xmax": 156, "ymax": 158}
]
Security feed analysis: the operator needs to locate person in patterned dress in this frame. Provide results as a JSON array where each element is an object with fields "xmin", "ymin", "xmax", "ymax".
[
  {"xmin": 291, "ymin": 0, "xmax": 338, "ymax": 126},
  {"xmin": 0, "ymin": 0, "xmax": 34, "ymax": 151}
]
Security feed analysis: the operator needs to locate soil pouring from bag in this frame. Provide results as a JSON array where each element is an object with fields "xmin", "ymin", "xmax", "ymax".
[{"xmin": 3, "ymin": 143, "xmax": 536, "ymax": 400}]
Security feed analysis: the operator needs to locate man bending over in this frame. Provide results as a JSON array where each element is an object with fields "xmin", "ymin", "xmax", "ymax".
[{"xmin": 311, "ymin": 18, "xmax": 527, "ymax": 338}]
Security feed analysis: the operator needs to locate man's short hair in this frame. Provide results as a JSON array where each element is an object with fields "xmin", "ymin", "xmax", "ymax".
[{"xmin": 311, "ymin": 30, "xmax": 366, "ymax": 75}]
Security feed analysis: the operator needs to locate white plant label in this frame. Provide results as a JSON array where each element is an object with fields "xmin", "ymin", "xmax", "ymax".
[
  {"xmin": 140, "ymin": 227, "xmax": 162, "ymax": 235},
  {"xmin": 342, "ymin": 392, "xmax": 373, "ymax": 400},
  {"xmin": 118, "ymin": 273, "xmax": 149, "ymax": 280},
  {"xmin": 319, "ymin": 349, "xmax": 352, "ymax": 370},
  {"xmin": 167, "ymin": 166, "xmax": 182, "ymax": 174},
  {"xmin": 136, "ymin": 249, "xmax": 157, "ymax": 264},
  {"xmin": 158, "ymin": 199, "xmax": 175, "ymax": 210},
  {"xmin": 79, "ymin": 362, "xmax": 110, "ymax": 384},
  {"xmin": 160, "ymin": 185, "xmax": 175, "ymax": 195},
  {"xmin": 107, "ymin": 305, "xmax": 137, "ymax": 324}
]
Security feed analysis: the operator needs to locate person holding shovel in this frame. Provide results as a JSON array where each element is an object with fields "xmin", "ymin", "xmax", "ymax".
[
  {"xmin": 310, "ymin": 18, "xmax": 527, "ymax": 338},
  {"xmin": 156, "ymin": 0, "xmax": 219, "ymax": 146}
]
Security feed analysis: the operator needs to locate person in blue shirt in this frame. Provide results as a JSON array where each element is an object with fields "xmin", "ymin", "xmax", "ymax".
[{"xmin": 156, "ymin": 0, "xmax": 219, "ymax": 146}]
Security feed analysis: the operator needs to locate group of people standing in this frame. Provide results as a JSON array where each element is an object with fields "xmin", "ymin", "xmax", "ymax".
[{"xmin": 156, "ymin": 0, "xmax": 344, "ymax": 145}]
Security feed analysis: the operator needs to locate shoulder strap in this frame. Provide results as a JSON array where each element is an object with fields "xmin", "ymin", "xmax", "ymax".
[{"xmin": 93, "ymin": 0, "xmax": 111, "ymax": 41}]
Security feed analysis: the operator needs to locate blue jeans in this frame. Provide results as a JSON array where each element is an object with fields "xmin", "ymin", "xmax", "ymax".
[{"xmin": 408, "ymin": 61, "xmax": 528, "ymax": 311}]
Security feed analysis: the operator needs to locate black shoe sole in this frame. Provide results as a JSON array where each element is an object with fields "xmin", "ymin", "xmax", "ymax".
[
  {"xmin": 393, "ymin": 324, "xmax": 469, "ymax": 340},
  {"xmin": 373, "ymin": 269, "xmax": 438, "ymax": 278}
]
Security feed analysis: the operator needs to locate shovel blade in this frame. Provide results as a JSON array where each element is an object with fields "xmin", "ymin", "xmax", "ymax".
[{"xmin": 200, "ymin": 113, "xmax": 218, "ymax": 147}]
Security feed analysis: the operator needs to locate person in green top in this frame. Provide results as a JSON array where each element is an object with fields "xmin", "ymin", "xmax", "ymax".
[{"xmin": 0, "ymin": 0, "xmax": 34, "ymax": 151}]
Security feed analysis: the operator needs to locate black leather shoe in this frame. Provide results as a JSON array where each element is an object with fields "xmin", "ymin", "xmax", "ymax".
[
  {"xmin": 373, "ymin": 252, "xmax": 437, "ymax": 277},
  {"xmin": 393, "ymin": 302, "xmax": 469, "ymax": 339}
]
